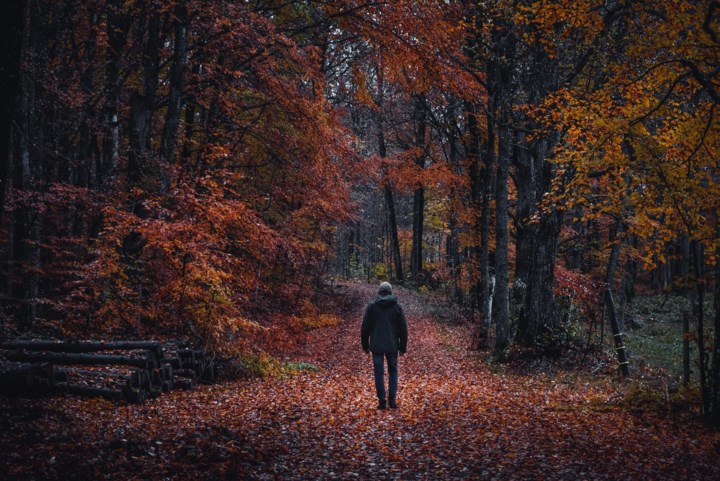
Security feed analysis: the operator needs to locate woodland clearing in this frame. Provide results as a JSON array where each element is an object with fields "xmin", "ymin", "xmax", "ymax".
[{"xmin": 1, "ymin": 283, "xmax": 720, "ymax": 481}]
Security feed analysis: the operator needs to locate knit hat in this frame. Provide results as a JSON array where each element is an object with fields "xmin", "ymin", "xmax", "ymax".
[{"xmin": 378, "ymin": 281, "xmax": 392, "ymax": 295}]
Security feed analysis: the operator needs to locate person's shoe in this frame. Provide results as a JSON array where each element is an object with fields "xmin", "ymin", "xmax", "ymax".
[
  {"xmin": 378, "ymin": 400, "xmax": 387, "ymax": 410},
  {"xmin": 388, "ymin": 399, "xmax": 398, "ymax": 409}
]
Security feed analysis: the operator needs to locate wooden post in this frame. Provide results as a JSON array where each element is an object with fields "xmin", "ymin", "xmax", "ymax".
[
  {"xmin": 605, "ymin": 288, "xmax": 630, "ymax": 376},
  {"xmin": 604, "ymin": 224, "xmax": 630, "ymax": 377}
]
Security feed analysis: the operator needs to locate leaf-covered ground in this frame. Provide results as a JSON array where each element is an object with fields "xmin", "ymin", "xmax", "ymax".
[{"xmin": 2, "ymin": 283, "xmax": 720, "ymax": 480}]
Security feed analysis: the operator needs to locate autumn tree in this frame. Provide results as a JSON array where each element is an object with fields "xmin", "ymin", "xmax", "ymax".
[
  {"xmin": 0, "ymin": 0, "xmax": 357, "ymax": 355},
  {"xmin": 526, "ymin": 0, "xmax": 720, "ymax": 420}
]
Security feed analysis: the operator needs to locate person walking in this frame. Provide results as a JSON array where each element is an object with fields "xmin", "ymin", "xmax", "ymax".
[{"xmin": 361, "ymin": 281, "xmax": 407, "ymax": 409}]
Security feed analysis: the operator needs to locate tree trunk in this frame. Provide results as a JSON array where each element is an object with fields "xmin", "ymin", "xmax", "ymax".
[
  {"xmin": 0, "ymin": 0, "xmax": 26, "ymax": 225},
  {"xmin": 410, "ymin": 95, "xmax": 427, "ymax": 280},
  {"xmin": 514, "ymin": 134, "xmax": 562, "ymax": 346},
  {"xmin": 160, "ymin": 0, "xmax": 189, "ymax": 191},
  {"xmin": 128, "ymin": 10, "xmax": 160, "ymax": 182},
  {"xmin": 493, "ymin": 132, "xmax": 511, "ymax": 356},
  {"xmin": 77, "ymin": 11, "xmax": 99, "ymax": 193},
  {"xmin": 445, "ymin": 129, "xmax": 464, "ymax": 305},
  {"xmin": 376, "ymin": 84, "xmax": 403, "ymax": 283},
  {"xmin": 383, "ymin": 184, "xmax": 403, "ymax": 283},
  {"xmin": 465, "ymin": 99, "xmax": 494, "ymax": 348},
  {"xmin": 101, "ymin": 0, "xmax": 131, "ymax": 185},
  {"xmin": 411, "ymin": 186, "xmax": 425, "ymax": 279},
  {"xmin": 9, "ymin": 0, "xmax": 41, "ymax": 324}
]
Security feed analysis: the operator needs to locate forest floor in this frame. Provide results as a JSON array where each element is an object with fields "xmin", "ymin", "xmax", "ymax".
[{"xmin": 2, "ymin": 283, "xmax": 720, "ymax": 480}]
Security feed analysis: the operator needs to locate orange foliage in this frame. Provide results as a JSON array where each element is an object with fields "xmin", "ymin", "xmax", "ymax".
[{"xmin": 527, "ymin": 0, "xmax": 720, "ymax": 267}]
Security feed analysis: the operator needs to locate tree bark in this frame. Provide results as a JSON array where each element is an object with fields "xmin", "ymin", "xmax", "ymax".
[
  {"xmin": 410, "ymin": 95, "xmax": 427, "ymax": 280},
  {"xmin": 383, "ymin": 184, "xmax": 403, "ymax": 283},
  {"xmin": 514, "ymin": 134, "xmax": 562, "ymax": 346},
  {"xmin": 128, "ymin": 10, "xmax": 160, "ymax": 182},
  {"xmin": 375, "ymin": 75, "xmax": 403, "ymax": 283},
  {"xmin": 0, "ymin": 0, "xmax": 26, "ymax": 225},
  {"xmin": 493, "ymin": 132, "xmax": 511, "ymax": 356},
  {"xmin": 479, "ymin": 103, "xmax": 495, "ymax": 348},
  {"xmin": 101, "ymin": 0, "xmax": 131, "ymax": 185},
  {"xmin": 160, "ymin": 0, "xmax": 189, "ymax": 191},
  {"xmin": 9, "ymin": 0, "xmax": 42, "ymax": 323}
]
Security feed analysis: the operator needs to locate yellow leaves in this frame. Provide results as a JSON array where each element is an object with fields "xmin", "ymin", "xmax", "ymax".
[{"xmin": 352, "ymin": 66, "xmax": 376, "ymax": 109}]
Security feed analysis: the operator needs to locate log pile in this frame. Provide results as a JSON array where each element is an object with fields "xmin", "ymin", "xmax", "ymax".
[{"xmin": 0, "ymin": 340, "xmax": 216, "ymax": 403}]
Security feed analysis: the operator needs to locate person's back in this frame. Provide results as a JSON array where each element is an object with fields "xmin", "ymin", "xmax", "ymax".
[{"xmin": 361, "ymin": 282, "xmax": 407, "ymax": 409}]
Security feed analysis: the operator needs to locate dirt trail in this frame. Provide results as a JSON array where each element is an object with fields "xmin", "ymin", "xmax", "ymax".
[{"xmin": 2, "ymin": 283, "xmax": 720, "ymax": 480}]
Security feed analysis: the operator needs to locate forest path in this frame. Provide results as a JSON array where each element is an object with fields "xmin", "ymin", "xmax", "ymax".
[{"xmin": 2, "ymin": 283, "xmax": 720, "ymax": 480}]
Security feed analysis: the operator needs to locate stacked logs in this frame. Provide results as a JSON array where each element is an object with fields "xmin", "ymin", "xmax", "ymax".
[{"xmin": 0, "ymin": 340, "xmax": 215, "ymax": 403}]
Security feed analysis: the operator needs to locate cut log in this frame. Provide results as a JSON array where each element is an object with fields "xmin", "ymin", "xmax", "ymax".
[
  {"xmin": 55, "ymin": 383, "xmax": 124, "ymax": 402},
  {"xmin": 161, "ymin": 356, "xmax": 182, "ymax": 369},
  {"xmin": 173, "ymin": 378, "xmax": 196, "ymax": 390},
  {"xmin": 173, "ymin": 369, "xmax": 199, "ymax": 381},
  {"xmin": 56, "ymin": 367, "xmax": 148, "ymax": 390},
  {"xmin": 125, "ymin": 387, "xmax": 147, "ymax": 403},
  {"xmin": 0, "ymin": 362, "xmax": 55, "ymax": 391},
  {"xmin": 0, "ymin": 340, "xmax": 164, "ymax": 357},
  {"xmin": 2, "ymin": 351, "xmax": 157, "ymax": 370},
  {"xmin": 1, "ymin": 338, "xmax": 215, "ymax": 403}
]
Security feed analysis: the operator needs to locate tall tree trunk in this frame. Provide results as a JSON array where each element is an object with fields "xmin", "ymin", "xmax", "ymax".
[
  {"xmin": 160, "ymin": 0, "xmax": 189, "ymax": 191},
  {"xmin": 465, "ymin": 99, "xmax": 494, "ymax": 348},
  {"xmin": 514, "ymin": 133, "xmax": 562, "ymax": 346},
  {"xmin": 101, "ymin": 0, "xmax": 131, "ymax": 186},
  {"xmin": 128, "ymin": 10, "xmax": 160, "ymax": 182},
  {"xmin": 445, "ymin": 128, "xmax": 464, "ymax": 305},
  {"xmin": 0, "ymin": 0, "xmax": 26, "ymax": 226},
  {"xmin": 375, "ymin": 67, "xmax": 403, "ymax": 284},
  {"xmin": 479, "ymin": 103, "xmax": 495, "ymax": 348},
  {"xmin": 446, "ymin": 209, "xmax": 463, "ymax": 304},
  {"xmin": 181, "ymin": 63, "xmax": 202, "ymax": 165},
  {"xmin": 9, "ymin": 0, "xmax": 41, "ymax": 323},
  {"xmin": 383, "ymin": 184, "xmax": 403, "ymax": 283},
  {"xmin": 76, "ymin": 10, "xmax": 100, "ymax": 192},
  {"xmin": 410, "ymin": 95, "xmax": 427, "ymax": 280},
  {"xmin": 465, "ymin": 101, "xmax": 482, "ymax": 300},
  {"xmin": 493, "ymin": 132, "xmax": 511, "ymax": 356}
]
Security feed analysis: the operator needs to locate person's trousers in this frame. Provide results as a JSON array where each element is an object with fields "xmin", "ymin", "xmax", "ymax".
[{"xmin": 372, "ymin": 351, "xmax": 398, "ymax": 402}]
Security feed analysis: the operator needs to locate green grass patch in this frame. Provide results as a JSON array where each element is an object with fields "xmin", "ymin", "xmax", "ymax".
[{"xmin": 623, "ymin": 294, "xmax": 714, "ymax": 381}]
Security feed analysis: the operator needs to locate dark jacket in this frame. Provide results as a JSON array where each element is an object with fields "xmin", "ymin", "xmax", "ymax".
[{"xmin": 361, "ymin": 294, "xmax": 407, "ymax": 354}]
